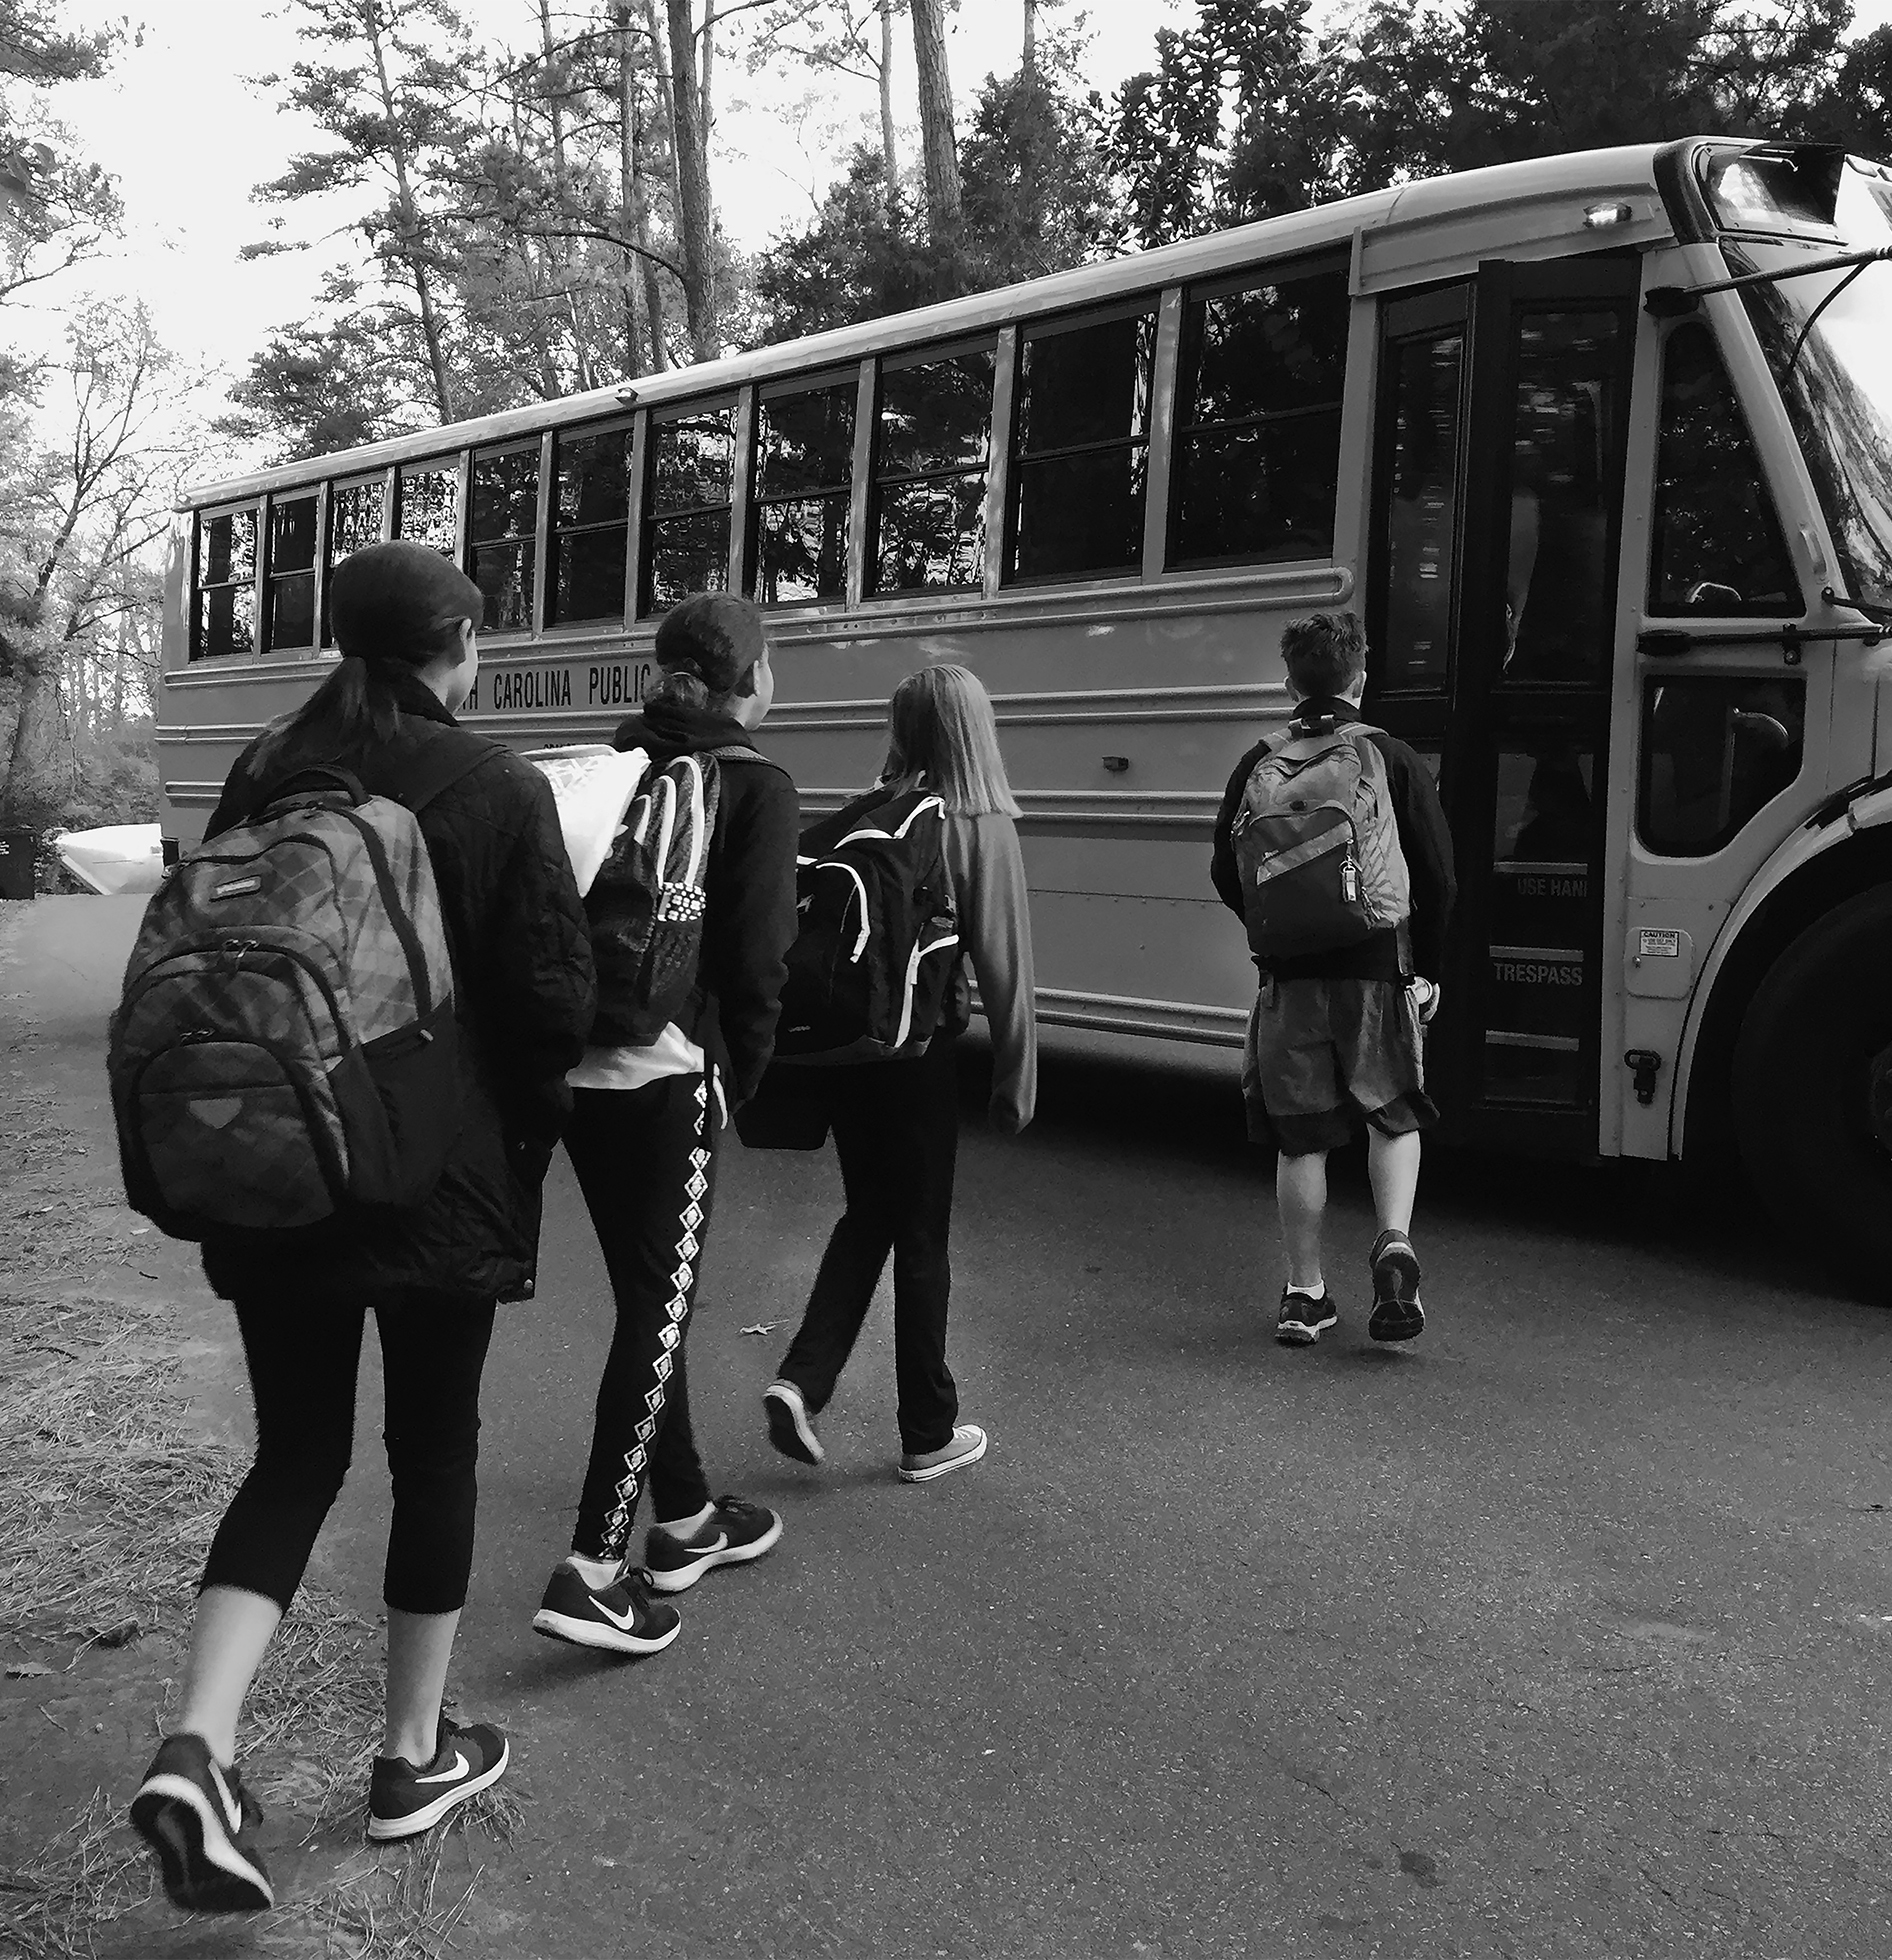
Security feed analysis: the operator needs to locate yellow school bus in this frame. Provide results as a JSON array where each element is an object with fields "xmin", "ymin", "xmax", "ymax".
[{"xmin": 159, "ymin": 138, "xmax": 1892, "ymax": 1268}]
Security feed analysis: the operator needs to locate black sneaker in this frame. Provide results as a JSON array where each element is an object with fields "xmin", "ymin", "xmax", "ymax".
[
  {"xmin": 646, "ymin": 1495, "xmax": 784, "ymax": 1595},
  {"xmin": 763, "ymin": 1379, "xmax": 824, "ymax": 1465},
  {"xmin": 129, "ymin": 1732, "xmax": 274, "ymax": 1913},
  {"xmin": 1277, "ymin": 1286, "xmax": 1339, "ymax": 1346},
  {"xmin": 531, "ymin": 1559, "xmax": 682, "ymax": 1656},
  {"xmin": 367, "ymin": 1716, "xmax": 509, "ymax": 1843},
  {"xmin": 1368, "ymin": 1229, "xmax": 1425, "ymax": 1342}
]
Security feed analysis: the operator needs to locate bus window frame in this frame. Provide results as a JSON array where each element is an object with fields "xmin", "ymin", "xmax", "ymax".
[
  {"xmin": 1164, "ymin": 250, "xmax": 1353, "ymax": 576},
  {"xmin": 261, "ymin": 484, "xmax": 324, "ymax": 660},
  {"xmin": 1645, "ymin": 317, "xmax": 1806, "ymax": 621},
  {"xmin": 639, "ymin": 391, "xmax": 741, "ymax": 620},
  {"xmin": 542, "ymin": 412, "xmax": 636, "ymax": 638},
  {"xmin": 749, "ymin": 363, "xmax": 861, "ymax": 613},
  {"xmin": 190, "ymin": 497, "xmax": 262, "ymax": 664},
  {"xmin": 465, "ymin": 434, "xmax": 544, "ymax": 641},
  {"xmin": 1003, "ymin": 290, "xmax": 1164, "ymax": 590},
  {"xmin": 862, "ymin": 331, "xmax": 1001, "ymax": 606}
]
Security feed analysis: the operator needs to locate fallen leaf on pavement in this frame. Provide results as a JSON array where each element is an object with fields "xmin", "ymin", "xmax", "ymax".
[
  {"xmin": 739, "ymin": 1322, "xmax": 781, "ymax": 1336},
  {"xmin": 5, "ymin": 1662, "xmax": 54, "ymax": 1679}
]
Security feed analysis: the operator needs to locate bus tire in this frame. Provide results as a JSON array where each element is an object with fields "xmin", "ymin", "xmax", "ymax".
[{"xmin": 1731, "ymin": 884, "xmax": 1892, "ymax": 1293}]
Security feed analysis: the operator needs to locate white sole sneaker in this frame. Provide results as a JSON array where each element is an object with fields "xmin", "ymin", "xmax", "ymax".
[
  {"xmin": 898, "ymin": 1424, "xmax": 989, "ymax": 1483},
  {"xmin": 764, "ymin": 1381, "xmax": 825, "ymax": 1465}
]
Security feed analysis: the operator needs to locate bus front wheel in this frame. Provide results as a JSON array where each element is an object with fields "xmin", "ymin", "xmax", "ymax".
[{"xmin": 1732, "ymin": 885, "xmax": 1892, "ymax": 1290}]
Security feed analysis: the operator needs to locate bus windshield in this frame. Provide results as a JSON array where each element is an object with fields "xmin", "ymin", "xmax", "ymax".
[{"xmin": 1734, "ymin": 160, "xmax": 1892, "ymax": 612}]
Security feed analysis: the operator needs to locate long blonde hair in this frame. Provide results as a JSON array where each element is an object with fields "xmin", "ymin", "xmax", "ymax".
[{"xmin": 879, "ymin": 664, "xmax": 1019, "ymax": 818}]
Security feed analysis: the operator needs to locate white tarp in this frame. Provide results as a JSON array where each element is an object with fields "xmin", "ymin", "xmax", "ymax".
[
  {"xmin": 525, "ymin": 745, "xmax": 649, "ymax": 896},
  {"xmin": 53, "ymin": 822, "xmax": 164, "ymax": 897}
]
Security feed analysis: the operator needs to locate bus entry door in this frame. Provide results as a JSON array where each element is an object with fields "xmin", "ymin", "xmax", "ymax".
[{"xmin": 1366, "ymin": 256, "xmax": 1640, "ymax": 1155}]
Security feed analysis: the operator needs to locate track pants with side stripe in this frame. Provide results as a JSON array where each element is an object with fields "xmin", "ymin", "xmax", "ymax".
[{"xmin": 564, "ymin": 1074, "xmax": 718, "ymax": 1562}]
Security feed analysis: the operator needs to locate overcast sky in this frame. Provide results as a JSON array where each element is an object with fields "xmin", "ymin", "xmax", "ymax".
[
  {"xmin": 35, "ymin": 0, "xmax": 1167, "ymax": 377},
  {"xmin": 26, "ymin": 0, "xmax": 1892, "ymax": 385}
]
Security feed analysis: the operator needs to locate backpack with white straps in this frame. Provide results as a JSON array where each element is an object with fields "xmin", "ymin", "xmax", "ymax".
[
  {"xmin": 108, "ymin": 752, "xmax": 478, "ymax": 1241},
  {"xmin": 583, "ymin": 747, "xmax": 756, "ymax": 1045},
  {"xmin": 774, "ymin": 786, "xmax": 960, "ymax": 1064},
  {"xmin": 1230, "ymin": 718, "xmax": 1411, "ymax": 962}
]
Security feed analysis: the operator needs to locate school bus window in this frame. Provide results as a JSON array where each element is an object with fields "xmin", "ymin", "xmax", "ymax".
[
  {"xmin": 1648, "ymin": 322, "xmax": 1800, "ymax": 616},
  {"xmin": 871, "ymin": 345, "xmax": 994, "ymax": 596},
  {"xmin": 1008, "ymin": 306, "xmax": 1156, "ymax": 582},
  {"xmin": 1639, "ymin": 676, "xmax": 1805, "ymax": 856},
  {"xmin": 548, "ymin": 424, "xmax": 630, "ymax": 627},
  {"xmin": 641, "ymin": 403, "xmax": 734, "ymax": 616},
  {"xmin": 395, "ymin": 461, "xmax": 457, "ymax": 558},
  {"xmin": 467, "ymin": 443, "xmax": 539, "ymax": 633},
  {"xmin": 1170, "ymin": 266, "xmax": 1349, "ymax": 569},
  {"xmin": 1380, "ymin": 330, "xmax": 1464, "ymax": 690},
  {"xmin": 264, "ymin": 494, "xmax": 317, "ymax": 653},
  {"xmin": 322, "ymin": 477, "xmax": 387, "ymax": 645},
  {"xmin": 193, "ymin": 507, "xmax": 257, "ymax": 662},
  {"xmin": 755, "ymin": 379, "xmax": 854, "ymax": 605}
]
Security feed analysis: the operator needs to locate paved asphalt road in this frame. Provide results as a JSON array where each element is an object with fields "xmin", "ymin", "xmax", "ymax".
[{"xmin": 11, "ymin": 898, "xmax": 1892, "ymax": 1959}]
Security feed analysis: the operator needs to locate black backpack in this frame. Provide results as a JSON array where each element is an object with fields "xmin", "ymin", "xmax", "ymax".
[{"xmin": 773, "ymin": 786, "xmax": 959, "ymax": 1064}]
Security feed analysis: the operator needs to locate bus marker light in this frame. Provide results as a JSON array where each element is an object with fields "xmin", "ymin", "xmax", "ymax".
[{"xmin": 1584, "ymin": 201, "xmax": 1633, "ymax": 229}]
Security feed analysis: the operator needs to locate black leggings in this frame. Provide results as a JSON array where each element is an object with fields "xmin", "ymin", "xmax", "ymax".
[
  {"xmin": 200, "ymin": 1293, "xmax": 496, "ymax": 1615},
  {"xmin": 565, "ymin": 1073, "xmax": 719, "ymax": 1561},
  {"xmin": 778, "ymin": 1032, "xmax": 960, "ymax": 1455}
]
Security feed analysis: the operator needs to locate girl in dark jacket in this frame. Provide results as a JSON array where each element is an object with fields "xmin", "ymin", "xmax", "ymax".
[
  {"xmin": 764, "ymin": 663, "xmax": 1036, "ymax": 1484},
  {"xmin": 129, "ymin": 543, "xmax": 595, "ymax": 1913},
  {"xmin": 532, "ymin": 593, "xmax": 800, "ymax": 1657}
]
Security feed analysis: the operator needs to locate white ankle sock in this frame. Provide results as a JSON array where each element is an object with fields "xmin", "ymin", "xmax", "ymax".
[
  {"xmin": 658, "ymin": 1502, "xmax": 717, "ymax": 1538},
  {"xmin": 1289, "ymin": 1280, "xmax": 1326, "ymax": 1300},
  {"xmin": 569, "ymin": 1553, "xmax": 620, "ymax": 1590}
]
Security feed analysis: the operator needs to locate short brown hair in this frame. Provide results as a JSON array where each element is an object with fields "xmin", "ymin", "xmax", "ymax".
[{"xmin": 1280, "ymin": 612, "xmax": 1368, "ymax": 698}]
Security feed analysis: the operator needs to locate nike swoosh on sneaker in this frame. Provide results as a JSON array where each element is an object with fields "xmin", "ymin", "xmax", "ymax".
[
  {"xmin": 207, "ymin": 1758, "xmax": 245, "ymax": 1835},
  {"xmin": 593, "ymin": 1597, "xmax": 647, "ymax": 1632},
  {"xmin": 676, "ymin": 1533, "xmax": 728, "ymax": 1557},
  {"xmin": 413, "ymin": 1751, "xmax": 470, "ymax": 1786}
]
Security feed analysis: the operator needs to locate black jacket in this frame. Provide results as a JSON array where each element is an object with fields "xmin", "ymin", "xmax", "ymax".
[
  {"xmin": 200, "ymin": 672, "xmax": 596, "ymax": 1305},
  {"xmin": 608, "ymin": 697, "xmax": 799, "ymax": 1107},
  {"xmin": 1210, "ymin": 696, "xmax": 1458, "ymax": 983}
]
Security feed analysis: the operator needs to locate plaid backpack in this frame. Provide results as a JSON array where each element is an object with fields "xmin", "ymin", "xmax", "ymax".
[
  {"xmin": 774, "ymin": 787, "xmax": 960, "ymax": 1064},
  {"xmin": 1231, "ymin": 719, "xmax": 1411, "ymax": 962},
  {"xmin": 108, "ymin": 750, "xmax": 480, "ymax": 1241}
]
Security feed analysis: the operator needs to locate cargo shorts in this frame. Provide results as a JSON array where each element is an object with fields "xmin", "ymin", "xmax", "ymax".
[{"xmin": 1242, "ymin": 975, "xmax": 1439, "ymax": 1156}]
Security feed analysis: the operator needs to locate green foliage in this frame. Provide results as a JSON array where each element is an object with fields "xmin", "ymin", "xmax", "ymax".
[{"xmin": 1107, "ymin": 0, "xmax": 1883, "ymax": 246}]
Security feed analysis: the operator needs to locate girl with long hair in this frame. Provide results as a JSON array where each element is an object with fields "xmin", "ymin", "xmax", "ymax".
[
  {"xmin": 764, "ymin": 663, "xmax": 1036, "ymax": 1483},
  {"xmin": 129, "ymin": 541, "xmax": 595, "ymax": 1910}
]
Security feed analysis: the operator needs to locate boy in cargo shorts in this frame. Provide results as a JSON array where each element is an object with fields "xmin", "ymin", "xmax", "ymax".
[{"xmin": 1210, "ymin": 612, "xmax": 1457, "ymax": 1344}]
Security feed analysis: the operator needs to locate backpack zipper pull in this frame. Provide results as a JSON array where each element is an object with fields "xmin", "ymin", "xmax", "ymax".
[{"xmin": 1341, "ymin": 852, "xmax": 1359, "ymax": 902}]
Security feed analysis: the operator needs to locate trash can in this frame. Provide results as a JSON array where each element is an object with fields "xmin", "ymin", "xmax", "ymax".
[{"xmin": 0, "ymin": 827, "xmax": 37, "ymax": 901}]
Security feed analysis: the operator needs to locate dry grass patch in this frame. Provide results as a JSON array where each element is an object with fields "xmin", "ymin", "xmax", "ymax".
[{"xmin": 0, "ymin": 1273, "xmax": 515, "ymax": 1959}]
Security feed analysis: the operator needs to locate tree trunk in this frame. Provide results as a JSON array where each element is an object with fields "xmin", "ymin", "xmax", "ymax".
[
  {"xmin": 1023, "ymin": 0, "xmax": 1036, "ymax": 83},
  {"xmin": 879, "ymin": 0, "xmax": 898, "ymax": 210},
  {"xmin": 539, "ymin": 0, "xmax": 596, "ymax": 392},
  {"xmin": 910, "ymin": 0, "xmax": 961, "ymax": 238},
  {"xmin": 616, "ymin": 4, "xmax": 646, "ymax": 379},
  {"xmin": 700, "ymin": 0, "xmax": 715, "ymax": 145},
  {"xmin": 662, "ymin": 0, "xmax": 719, "ymax": 361},
  {"xmin": 365, "ymin": 11, "xmax": 456, "ymax": 421},
  {"xmin": 1, "ymin": 660, "xmax": 55, "ymax": 824},
  {"xmin": 111, "ymin": 619, "xmax": 126, "ymax": 729}
]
